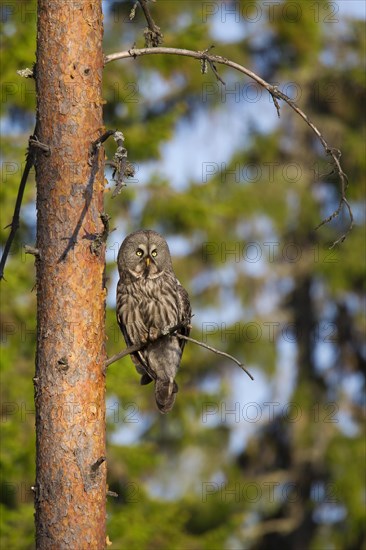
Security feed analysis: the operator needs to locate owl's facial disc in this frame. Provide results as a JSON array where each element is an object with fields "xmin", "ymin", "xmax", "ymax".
[{"xmin": 130, "ymin": 243, "xmax": 162, "ymax": 279}]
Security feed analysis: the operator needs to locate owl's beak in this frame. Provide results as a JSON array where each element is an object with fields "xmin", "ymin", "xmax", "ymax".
[{"xmin": 146, "ymin": 257, "xmax": 150, "ymax": 267}]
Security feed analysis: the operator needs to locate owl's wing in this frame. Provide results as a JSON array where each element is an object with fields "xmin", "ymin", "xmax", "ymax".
[
  {"xmin": 117, "ymin": 310, "xmax": 152, "ymax": 377},
  {"xmin": 117, "ymin": 310, "xmax": 132, "ymax": 347},
  {"xmin": 176, "ymin": 282, "xmax": 191, "ymax": 353}
]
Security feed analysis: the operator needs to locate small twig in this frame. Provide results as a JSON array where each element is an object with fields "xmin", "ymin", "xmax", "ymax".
[
  {"xmin": 207, "ymin": 60, "xmax": 225, "ymax": 85},
  {"xmin": 200, "ymin": 47, "xmax": 226, "ymax": 85},
  {"xmin": 89, "ymin": 129, "xmax": 115, "ymax": 164},
  {"xmin": 176, "ymin": 333, "xmax": 254, "ymax": 381},
  {"xmin": 17, "ymin": 68, "xmax": 34, "ymax": 79},
  {"xmin": 29, "ymin": 137, "xmax": 50, "ymax": 154},
  {"xmin": 105, "ymin": 342, "xmax": 146, "ymax": 368},
  {"xmin": 271, "ymin": 86, "xmax": 281, "ymax": 118},
  {"xmin": 105, "ymin": 160, "xmax": 118, "ymax": 170},
  {"xmin": 129, "ymin": 2, "xmax": 138, "ymax": 21},
  {"xmin": 24, "ymin": 245, "xmax": 40, "ymax": 257},
  {"xmin": 0, "ymin": 133, "xmax": 49, "ymax": 280},
  {"xmin": 90, "ymin": 130, "xmax": 115, "ymax": 154},
  {"xmin": 90, "ymin": 130, "xmax": 135, "ymax": 195},
  {"xmin": 312, "ymin": 149, "xmax": 353, "ymax": 248},
  {"xmin": 138, "ymin": 0, "xmax": 163, "ymax": 47},
  {"xmin": 105, "ymin": 47, "xmax": 353, "ymax": 246},
  {"xmin": 107, "ymin": 490, "xmax": 119, "ymax": 498},
  {"xmin": 90, "ymin": 213, "xmax": 111, "ymax": 256},
  {"xmin": 91, "ymin": 456, "xmax": 106, "ymax": 472},
  {"xmin": 111, "ymin": 131, "xmax": 135, "ymax": 197}
]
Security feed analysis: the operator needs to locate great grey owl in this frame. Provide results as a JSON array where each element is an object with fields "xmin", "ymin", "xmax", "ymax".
[{"xmin": 116, "ymin": 230, "xmax": 191, "ymax": 413}]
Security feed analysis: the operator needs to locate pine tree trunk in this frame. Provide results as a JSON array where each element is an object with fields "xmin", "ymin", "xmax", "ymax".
[{"xmin": 34, "ymin": 1, "xmax": 106, "ymax": 547}]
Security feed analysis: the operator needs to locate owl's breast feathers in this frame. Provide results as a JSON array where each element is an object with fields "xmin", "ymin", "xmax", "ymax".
[{"xmin": 117, "ymin": 272, "xmax": 191, "ymax": 347}]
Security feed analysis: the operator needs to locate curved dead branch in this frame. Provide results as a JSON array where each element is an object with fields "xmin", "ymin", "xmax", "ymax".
[{"xmin": 105, "ymin": 47, "xmax": 353, "ymax": 247}]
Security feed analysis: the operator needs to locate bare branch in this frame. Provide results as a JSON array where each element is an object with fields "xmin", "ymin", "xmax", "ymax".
[
  {"xmin": 138, "ymin": 0, "xmax": 163, "ymax": 47},
  {"xmin": 105, "ymin": 342, "xmax": 146, "ymax": 369},
  {"xmin": 90, "ymin": 213, "xmax": 111, "ymax": 256},
  {"xmin": 90, "ymin": 129, "xmax": 115, "ymax": 153},
  {"xmin": 105, "ymin": 318, "xmax": 189, "ymax": 368},
  {"xmin": 312, "ymin": 150, "xmax": 353, "ymax": 248},
  {"xmin": 24, "ymin": 245, "xmax": 41, "ymax": 257},
  {"xmin": 90, "ymin": 129, "xmax": 135, "ymax": 195},
  {"xmin": 105, "ymin": 319, "xmax": 253, "ymax": 380},
  {"xmin": 105, "ymin": 47, "xmax": 353, "ymax": 245},
  {"xmin": 29, "ymin": 137, "xmax": 51, "ymax": 154},
  {"xmin": 111, "ymin": 131, "xmax": 135, "ymax": 196},
  {"xmin": 17, "ymin": 68, "xmax": 34, "ymax": 78},
  {"xmin": 176, "ymin": 333, "xmax": 254, "ymax": 381},
  {"xmin": 0, "ymin": 134, "xmax": 50, "ymax": 280},
  {"xmin": 129, "ymin": 2, "xmax": 138, "ymax": 21}
]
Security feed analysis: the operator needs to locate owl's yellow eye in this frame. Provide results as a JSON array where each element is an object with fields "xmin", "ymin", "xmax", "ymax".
[
  {"xmin": 136, "ymin": 249, "xmax": 143, "ymax": 257},
  {"xmin": 151, "ymin": 250, "xmax": 157, "ymax": 257}
]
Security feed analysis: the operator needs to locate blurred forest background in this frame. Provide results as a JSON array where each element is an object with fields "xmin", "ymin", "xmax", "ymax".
[{"xmin": 1, "ymin": 1, "xmax": 365, "ymax": 548}]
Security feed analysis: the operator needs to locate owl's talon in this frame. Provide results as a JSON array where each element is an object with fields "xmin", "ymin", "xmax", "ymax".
[
  {"xmin": 138, "ymin": 334, "xmax": 148, "ymax": 344},
  {"xmin": 148, "ymin": 327, "xmax": 160, "ymax": 341}
]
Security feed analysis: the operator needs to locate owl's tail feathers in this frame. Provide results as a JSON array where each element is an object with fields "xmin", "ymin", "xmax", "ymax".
[{"xmin": 155, "ymin": 378, "xmax": 178, "ymax": 414}]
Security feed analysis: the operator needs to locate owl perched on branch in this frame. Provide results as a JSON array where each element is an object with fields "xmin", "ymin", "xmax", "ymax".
[{"xmin": 116, "ymin": 230, "xmax": 191, "ymax": 413}]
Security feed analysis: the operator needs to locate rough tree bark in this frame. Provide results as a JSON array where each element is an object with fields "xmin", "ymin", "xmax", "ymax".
[{"xmin": 35, "ymin": 1, "xmax": 106, "ymax": 547}]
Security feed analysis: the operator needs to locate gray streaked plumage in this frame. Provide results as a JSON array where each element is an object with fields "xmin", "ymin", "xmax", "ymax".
[{"xmin": 116, "ymin": 230, "xmax": 191, "ymax": 413}]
